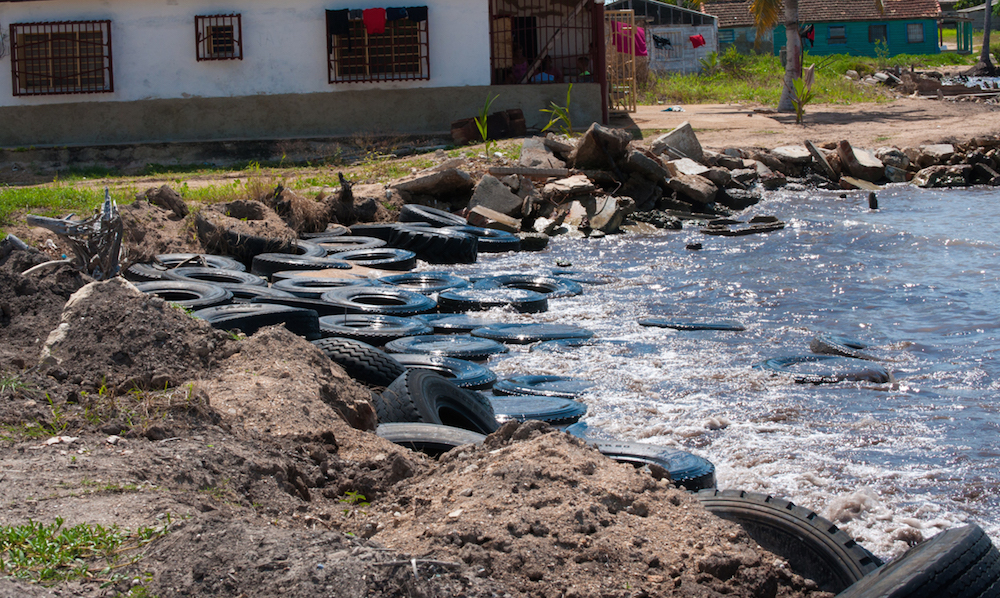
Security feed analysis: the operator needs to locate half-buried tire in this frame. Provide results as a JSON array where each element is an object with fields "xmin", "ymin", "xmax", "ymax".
[
  {"xmin": 376, "ymin": 422, "xmax": 486, "ymax": 456},
  {"xmin": 810, "ymin": 333, "xmax": 880, "ymax": 361},
  {"xmin": 578, "ymin": 438, "xmax": 716, "ymax": 492},
  {"xmin": 835, "ymin": 523, "xmax": 1000, "ymax": 598},
  {"xmin": 311, "ymin": 337, "xmax": 406, "ymax": 388},
  {"xmin": 492, "ymin": 375, "xmax": 596, "ymax": 398},
  {"xmin": 391, "ymin": 354, "xmax": 497, "ymax": 389},
  {"xmin": 134, "ymin": 281, "xmax": 232, "ymax": 309},
  {"xmin": 193, "ymin": 303, "xmax": 321, "ymax": 340},
  {"xmin": 756, "ymin": 355, "xmax": 891, "ymax": 384},
  {"xmin": 318, "ymin": 314, "xmax": 433, "ymax": 345},
  {"xmin": 490, "ymin": 395, "xmax": 587, "ymax": 425},
  {"xmin": 398, "ymin": 204, "xmax": 467, "ymax": 228},
  {"xmin": 387, "ymin": 225, "xmax": 478, "ymax": 265},
  {"xmin": 375, "ymin": 369, "xmax": 499, "ymax": 434},
  {"xmin": 695, "ymin": 489, "xmax": 883, "ymax": 594}
]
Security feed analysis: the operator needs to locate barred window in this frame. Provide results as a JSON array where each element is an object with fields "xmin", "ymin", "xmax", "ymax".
[
  {"xmin": 828, "ymin": 25, "xmax": 847, "ymax": 44},
  {"xmin": 10, "ymin": 20, "xmax": 113, "ymax": 96},
  {"xmin": 869, "ymin": 24, "xmax": 887, "ymax": 44},
  {"xmin": 907, "ymin": 23, "xmax": 924, "ymax": 44},
  {"xmin": 196, "ymin": 14, "xmax": 243, "ymax": 61},
  {"xmin": 327, "ymin": 9, "xmax": 429, "ymax": 83}
]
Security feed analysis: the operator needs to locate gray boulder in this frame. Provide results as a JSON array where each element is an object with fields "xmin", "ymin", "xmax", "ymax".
[
  {"xmin": 520, "ymin": 137, "xmax": 566, "ymax": 169},
  {"xmin": 667, "ymin": 173, "xmax": 717, "ymax": 204},
  {"xmin": 912, "ymin": 164, "xmax": 971, "ymax": 188},
  {"xmin": 469, "ymin": 174, "xmax": 523, "ymax": 218},
  {"xmin": 837, "ymin": 140, "xmax": 884, "ymax": 182},
  {"xmin": 570, "ymin": 123, "xmax": 633, "ymax": 170},
  {"xmin": 650, "ymin": 121, "xmax": 704, "ymax": 162}
]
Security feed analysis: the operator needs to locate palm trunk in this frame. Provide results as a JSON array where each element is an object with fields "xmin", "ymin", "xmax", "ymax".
[
  {"xmin": 777, "ymin": 0, "xmax": 801, "ymax": 112},
  {"xmin": 981, "ymin": 0, "xmax": 993, "ymax": 66}
]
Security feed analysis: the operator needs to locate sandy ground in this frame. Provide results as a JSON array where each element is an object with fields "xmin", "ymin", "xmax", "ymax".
[{"xmin": 613, "ymin": 98, "xmax": 1000, "ymax": 151}]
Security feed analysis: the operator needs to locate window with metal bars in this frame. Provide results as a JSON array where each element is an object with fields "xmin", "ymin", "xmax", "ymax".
[
  {"xmin": 196, "ymin": 14, "xmax": 243, "ymax": 61},
  {"xmin": 10, "ymin": 20, "xmax": 112, "ymax": 96},
  {"xmin": 327, "ymin": 12, "xmax": 429, "ymax": 83}
]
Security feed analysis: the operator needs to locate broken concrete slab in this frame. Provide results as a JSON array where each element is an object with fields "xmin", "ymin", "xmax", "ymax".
[
  {"xmin": 912, "ymin": 164, "xmax": 971, "ymax": 188},
  {"xmin": 917, "ymin": 144, "xmax": 956, "ymax": 168},
  {"xmin": 650, "ymin": 122, "xmax": 705, "ymax": 163},
  {"xmin": 542, "ymin": 174, "xmax": 596, "ymax": 198},
  {"xmin": 806, "ymin": 140, "xmax": 838, "ymax": 181},
  {"xmin": 520, "ymin": 137, "xmax": 566, "ymax": 169},
  {"xmin": 972, "ymin": 162, "xmax": 1000, "ymax": 186},
  {"xmin": 390, "ymin": 168, "xmax": 474, "ymax": 196},
  {"xmin": 715, "ymin": 154, "xmax": 744, "ymax": 170},
  {"xmin": 667, "ymin": 173, "xmax": 718, "ymax": 204},
  {"xmin": 771, "ymin": 145, "xmax": 812, "ymax": 165},
  {"xmin": 884, "ymin": 165, "xmax": 909, "ymax": 183},
  {"xmin": 840, "ymin": 176, "xmax": 882, "ymax": 191},
  {"xmin": 589, "ymin": 196, "xmax": 635, "ymax": 233},
  {"xmin": 468, "ymin": 174, "xmax": 524, "ymax": 218},
  {"xmin": 665, "ymin": 158, "xmax": 710, "ymax": 178},
  {"xmin": 467, "ymin": 205, "xmax": 521, "ymax": 233},
  {"xmin": 622, "ymin": 150, "xmax": 669, "ymax": 182},
  {"xmin": 837, "ymin": 140, "xmax": 884, "ymax": 182},
  {"xmin": 703, "ymin": 167, "xmax": 732, "ymax": 189},
  {"xmin": 875, "ymin": 147, "xmax": 910, "ymax": 170},
  {"xmin": 570, "ymin": 123, "xmax": 633, "ymax": 170}
]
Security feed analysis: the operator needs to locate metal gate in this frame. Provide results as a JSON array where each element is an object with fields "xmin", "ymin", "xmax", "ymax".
[{"xmin": 605, "ymin": 9, "xmax": 637, "ymax": 113}]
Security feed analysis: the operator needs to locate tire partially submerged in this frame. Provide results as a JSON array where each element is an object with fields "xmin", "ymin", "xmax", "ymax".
[
  {"xmin": 695, "ymin": 489, "xmax": 883, "ymax": 593},
  {"xmin": 414, "ymin": 313, "xmax": 497, "ymax": 334},
  {"xmin": 250, "ymin": 254, "xmax": 351, "ymax": 280},
  {"xmin": 376, "ymin": 422, "xmax": 486, "ymax": 456},
  {"xmin": 437, "ymin": 288, "xmax": 548, "ymax": 314},
  {"xmin": 398, "ymin": 204, "xmax": 467, "ymax": 227},
  {"xmin": 756, "ymin": 355, "xmax": 891, "ymax": 384},
  {"xmin": 639, "ymin": 318, "xmax": 745, "ymax": 332},
  {"xmin": 193, "ymin": 303, "xmax": 321, "ymax": 340},
  {"xmin": 375, "ymin": 369, "xmax": 499, "ymax": 434},
  {"xmin": 490, "ymin": 395, "xmax": 587, "ymax": 425},
  {"xmin": 384, "ymin": 334, "xmax": 509, "ymax": 361},
  {"xmin": 473, "ymin": 274, "xmax": 583, "ymax": 298},
  {"xmin": 442, "ymin": 225, "xmax": 521, "ymax": 253},
  {"xmin": 330, "ymin": 248, "xmax": 417, "ymax": 271},
  {"xmin": 163, "ymin": 267, "xmax": 268, "ymax": 288},
  {"xmin": 470, "ymin": 323, "xmax": 594, "ymax": 344},
  {"xmin": 391, "ymin": 354, "xmax": 497, "ymax": 390},
  {"xmin": 379, "ymin": 271, "xmax": 471, "ymax": 294},
  {"xmin": 319, "ymin": 286, "xmax": 436, "ymax": 316},
  {"xmin": 271, "ymin": 276, "xmax": 374, "ymax": 299},
  {"xmin": 492, "ymin": 375, "xmax": 596, "ymax": 399},
  {"xmin": 810, "ymin": 333, "xmax": 880, "ymax": 361},
  {"xmin": 387, "ymin": 225, "xmax": 478, "ymax": 265},
  {"xmin": 318, "ymin": 314, "xmax": 433, "ymax": 344},
  {"xmin": 571, "ymin": 437, "xmax": 716, "ymax": 492}
]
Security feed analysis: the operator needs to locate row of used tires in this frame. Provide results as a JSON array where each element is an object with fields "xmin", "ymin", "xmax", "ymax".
[{"xmin": 125, "ymin": 205, "xmax": 998, "ymax": 597}]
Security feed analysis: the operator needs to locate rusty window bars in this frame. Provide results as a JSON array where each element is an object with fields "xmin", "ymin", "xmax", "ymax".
[
  {"xmin": 328, "ymin": 10, "xmax": 429, "ymax": 84},
  {"xmin": 488, "ymin": 0, "xmax": 596, "ymax": 85},
  {"xmin": 196, "ymin": 14, "xmax": 243, "ymax": 61},
  {"xmin": 10, "ymin": 20, "xmax": 113, "ymax": 96}
]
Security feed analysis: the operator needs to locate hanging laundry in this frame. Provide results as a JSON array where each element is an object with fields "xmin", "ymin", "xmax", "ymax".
[
  {"xmin": 363, "ymin": 8, "xmax": 386, "ymax": 35},
  {"xmin": 348, "ymin": 9, "xmax": 363, "ymax": 20},
  {"xmin": 326, "ymin": 9, "xmax": 350, "ymax": 53},
  {"xmin": 386, "ymin": 7, "xmax": 408, "ymax": 21},
  {"xmin": 689, "ymin": 34, "xmax": 706, "ymax": 48},
  {"xmin": 612, "ymin": 21, "xmax": 647, "ymax": 57},
  {"xmin": 406, "ymin": 6, "xmax": 428, "ymax": 22},
  {"xmin": 800, "ymin": 24, "xmax": 815, "ymax": 48},
  {"xmin": 652, "ymin": 34, "xmax": 672, "ymax": 50}
]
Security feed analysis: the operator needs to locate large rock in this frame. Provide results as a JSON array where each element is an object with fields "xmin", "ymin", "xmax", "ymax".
[
  {"xmin": 703, "ymin": 167, "xmax": 732, "ymax": 189},
  {"xmin": 390, "ymin": 168, "xmax": 474, "ymax": 196},
  {"xmin": 562, "ymin": 196, "xmax": 635, "ymax": 234},
  {"xmin": 142, "ymin": 185, "xmax": 189, "ymax": 218},
  {"xmin": 650, "ymin": 121, "xmax": 704, "ymax": 162},
  {"xmin": 972, "ymin": 162, "xmax": 1000, "ymax": 186},
  {"xmin": 520, "ymin": 137, "xmax": 566, "ymax": 169},
  {"xmin": 912, "ymin": 164, "xmax": 971, "ymax": 188},
  {"xmin": 542, "ymin": 174, "xmax": 596, "ymax": 199},
  {"xmin": 875, "ymin": 147, "xmax": 910, "ymax": 170},
  {"xmin": 665, "ymin": 157, "xmax": 709, "ymax": 177},
  {"xmin": 715, "ymin": 154, "xmax": 744, "ymax": 170},
  {"xmin": 837, "ymin": 140, "xmax": 884, "ymax": 182},
  {"xmin": 917, "ymin": 144, "xmax": 956, "ymax": 168},
  {"xmin": 771, "ymin": 145, "xmax": 812, "ymax": 165},
  {"xmin": 469, "ymin": 174, "xmax": 523, "ymax": 218},
  {"xmin": 667, "ymin": 173, "xmax": 717, "ymax": 205},
  {"xmin": 883, "ymin": 165, "xmax": 909, "ymax": 183},
  {"xmin": 569, "ymin": 123, "xmax": 633, "ymax": 170},
  {"xmin": 751, "ymin": 151, "xmax": 791, "ymax": 176},
  {"xmin": 622, "ymin": 150, "xmax": 669, "ymax": 182},
  {"xmin": 467, "ymin": 205, "xmax": 520, "ymax": 233},
  {"xmin": 619, "ymin": 173, "xmax": 662, "ymax": 212},
  {"xmin": 806, "ymin": 140, "xmax": 838, "ymax": 181}
]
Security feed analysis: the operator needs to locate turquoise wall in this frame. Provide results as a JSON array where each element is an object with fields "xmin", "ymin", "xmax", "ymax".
[{"xmin": 772, "ymin": 19, "xmax": 940, "ymax": 57}]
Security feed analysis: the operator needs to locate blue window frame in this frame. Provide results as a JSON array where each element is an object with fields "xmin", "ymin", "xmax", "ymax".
[{"xmin": 828, "ymin": 25, "xmax": 847, "ymax": 44}]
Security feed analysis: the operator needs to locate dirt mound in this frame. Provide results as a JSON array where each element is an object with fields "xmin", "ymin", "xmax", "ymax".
[
  {"xmin": 263, "ymin": 185, "xmax": 331, "ymax": 234},
  {"xmin": 194, "ymin": 200, "xmax": 299, "ymax": 265},
  {"xmin": 369, "ymin": 421, "xmax": 830, "ymax": 598},
  {"xmin": 120, "ymin": 198, "xmax": 200, "ymax": 264}
]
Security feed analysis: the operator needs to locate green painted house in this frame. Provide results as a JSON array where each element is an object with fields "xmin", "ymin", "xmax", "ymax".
[{"xmin": 705, "ymin": 0, "xmax": 941, "ymax": 57}]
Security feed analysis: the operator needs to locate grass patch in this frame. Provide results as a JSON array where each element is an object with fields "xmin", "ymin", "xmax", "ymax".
[
  {"xmin": 0, "ymin": 516, "xmax": 170, "ymax": 585},
  {"xmin": 640, "ymin": 49, "xmax": 976, "ymax": 107},
  {"xmin": 0, "ymin": 183, "xmax": 108, "ymax": 229}
]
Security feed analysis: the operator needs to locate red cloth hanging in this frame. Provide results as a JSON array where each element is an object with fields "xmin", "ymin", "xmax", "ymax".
[
  {"xmin": 689, "ymin": 34, "xmax": 706, "ymax": 49},
  {"xmin": 363, "ymin": 8, "xmax": 386, "ymax": 35},
  {"xmin": 612, "ymin": 21, "xmax": 648, "ymax": 57}
]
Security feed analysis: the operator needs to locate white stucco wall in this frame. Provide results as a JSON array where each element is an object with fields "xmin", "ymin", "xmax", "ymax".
[{"xmin": 0, "ymin": 0, "xmax": 490, "ymax": 107}]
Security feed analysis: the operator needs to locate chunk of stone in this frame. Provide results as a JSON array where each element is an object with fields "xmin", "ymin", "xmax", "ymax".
[
  {"xmin": 570, "ymin": 123, "xmax": 633, "ymax": 169},
  {"xmin": 391, "ymin": 168, "xmax": 474, "ymax": 196},
  {"xmin": 715, "ymin": 154, "xmax": 744, "ymax": 170},
  {"xmin": 667, "ymin": 173, "xmax": 717, "ymax": 204},
  {"xmin": 665, "ymin": 158, "xmax": 709, "ymax": 177},
  {"xmin": 912, "ymin": 164, "xmax": 971, "ymax": 188},
  {"xmin": 806, "ymin": 140, "xmax": 838, "ymax": 181},
  {"xmin": 771, "ymin": 145, "xmax": 812, "ymax": 165},
  {"xmin": 520, "ymin": 137, "xmax": 566, "ymax": 169},
  {"xmin": 142, "ymin": 185, "xmax": 189, "ymax": 218},
  {"xmin": 467, "ymin": 205, "xmax": 520, "ymax": 233},
  {"xmin": 837, "ymin": 140, "xmax": 884, "ymax": 182},
  {"xmin": 917, "ymin": 144, "xmax": 956, "ymax": 168},
  {"xmin": 972, "ymin": 163, "xmax": 1000, "ymax": 186},
  {"xmin": 703, "ymin": 167, "xmax": 732, "ymax": 189},
  {"xmin": 622, "ymin": 150, "xmax": 669, "ymax": 182},
  {"xmin": 518, "ymin": 232, "xmax": 549, "ymax": 251},
  {"xmin": 840, "ymin": 176, "xmax": 881, "ymax": 191},
  {"xmin": 650, "ymin": 121, "xmax": 704, "ymax": 162},
  {"xmin": 884, "ymin": 165, "xmax": 909, "ymax": 183},
  {"xmin": 875, "ymin": 147, "xmax": 910, "ymax": 170},
  {"xmin": 543, "ymin": 174, "xmax": 596, "ymax": 198},
  {"xmin": 469, "ymin": 174, "xmax": 523, "ymax": 218}
]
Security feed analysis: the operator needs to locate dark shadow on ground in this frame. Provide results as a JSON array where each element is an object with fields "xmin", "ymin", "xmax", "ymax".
[{"xmin": 607, "ymin": 112, "xmax": 643, "ymax": 139}]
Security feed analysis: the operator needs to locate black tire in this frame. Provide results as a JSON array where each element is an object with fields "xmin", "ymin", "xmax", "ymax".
[
  {"xmin": 163, "ymin": 267, "xmax": 268, "ymax": 288},
  {"xmin": 384, "ymin": 334, "xmax": 509, "ymax": 361},
  {"xmin": 376, "ymin": 422, "xmax": 486, "ymax": 456},
  {"xmin": 251, "ymin": 254, "xmax": 351, "ymax": 280},
  {"xmin": 490, "ymin": 395, "xmax": 587, "ymax": 425},
  {"xmin": 473, "ymin": 274, "xmax": 583, "ymax": 298},
  {"xmin": 192, "ymin": 303, "xmax": 321, "ymax": 340},
  {"xmin": 272, "ymin": 276, "xmax": 374, "ymax": 299},
  {"xmin": 639, "ymin": 318, "xmax": 746, "ymax": 332},
  {"xmin": 492, "ymin": 375, "xmax": 596, "ymax": 398},
  {"xmin": 836, "ymin": 524, "xmax": 999, "ymax": 598},
  {"xmin": 125, "ymin": 254, "xmax": 245, "ymax": 281},
  {"xmin": 550, "ymin": 269, "xmax": 618, "ymax": 285},
  {"xmin": 318, "ymin": 314, "xmax": 433, "ymax": 344},
  {"xmin": 312, "ymin": 337, "xmax": 407, "ymax": 387},
  {"xmin": 470, "ymin": 323, "xmax": 594, "ymax": 344},
  {"xmin": 414, "ymin": 313, "xmax": 498, "ymax": 334},
  {"xmin": 811, "ymin": 333, "xmax": 880, "ymax": 361},
  {"xmin": 442, "ymin": 225, "xmax": 521, "ymax": 253},
  {"xmin": 330, "ymin": 248, "xmax": 417, "ymax": 271},
  {"xmin": 387, "ymin": 226, "xmax": 478, "ymax": 265},
  {"xmin": 226, "ymin": 284, "xmax": 297, "ymax": 303},
  {"xmin": 391, "ymin": 354, "xmax": 497, "ymax": 389},
  {"xmin": 375, "ymin": 369, "xmax": 499, "ymax": 433},
  {"xmin": 756, "ymin": 355, "xmax": 891, "ymax": 384},
  {"xmin": 437, "ymin": 288, "xmax": 548, "ymax": 314},
  {"xmin": 251, "ymin": 296, "xmax": 355, "ymax": 317},
  {"xmin": 398, "ymin": 204, "xmax": 468, "ymax": 227},
  {"xmin": 584, "ymin": 439, "xmax": 716, "ymax": 491},
  {"xmin": 379, "ymin": 271, "xmax": 471, "ymax": 294},
  {"xmin": 319, "ymin": 287, "xmax": 436, "ymax": 316},
  {"xmin": 300, "ymin": 224, "xmax": 350, "ymax": 239},
  {"xmin": 292, "ymin": 240, "xmax": 328, "ymax": 257},
  {"xmin": 315, "ymin": 236, "xmax": 387, "ymax": 254},
  {"xmin": 696, "ymin": 489, "xmax": 883, "ymax": 593},
  {"xmin": 134, "ymin": 281, "xmax": 232, "ymax": 309}
]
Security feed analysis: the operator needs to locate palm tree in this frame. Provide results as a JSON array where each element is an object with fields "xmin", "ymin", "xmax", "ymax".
[
  {"xmin": 750, "ymin": 0, "xmax": 883, "ymax": 112},
  {"xmin": 966, "ymin": 0, "xmax": 997, "ymax": 75}
]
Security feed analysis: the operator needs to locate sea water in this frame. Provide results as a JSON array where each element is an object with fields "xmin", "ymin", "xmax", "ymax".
[{"xmin": 448, "ymin": 183, "xmax": 1000, "ymax": 559}]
